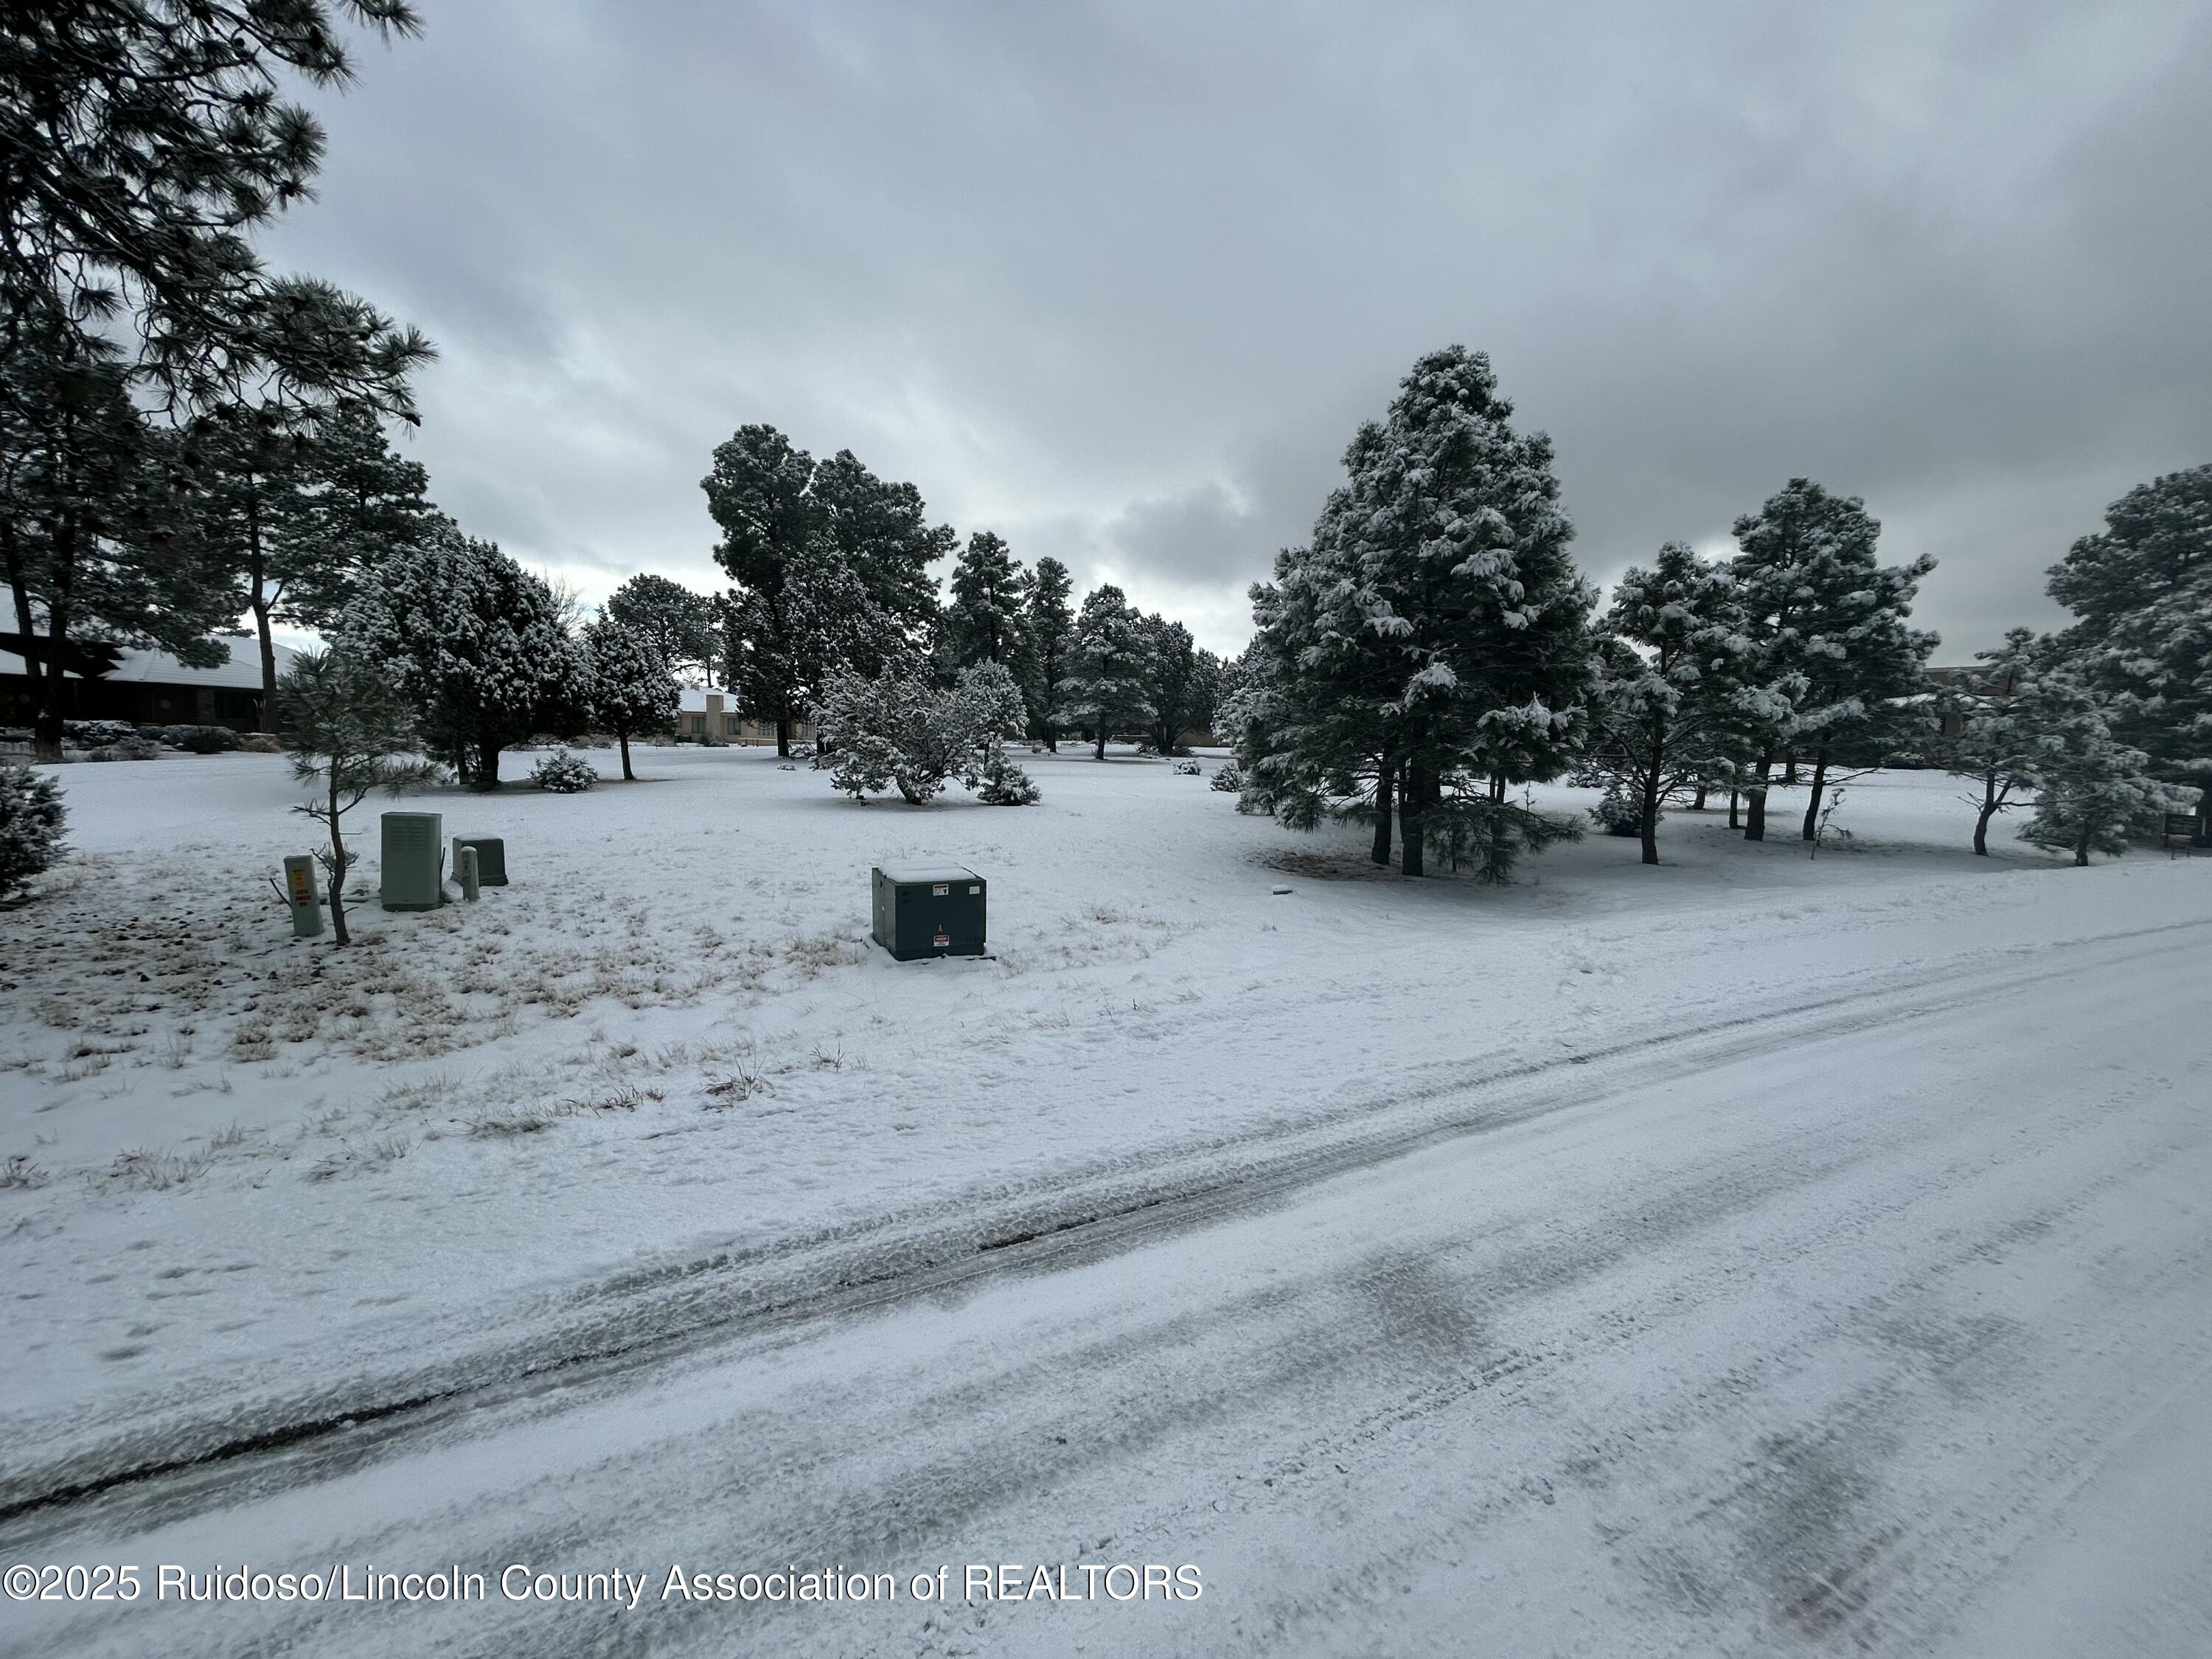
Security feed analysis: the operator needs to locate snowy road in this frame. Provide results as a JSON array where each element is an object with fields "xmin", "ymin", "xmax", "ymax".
[{"xmin": 4, "ymin": 919, "xmax": 2208, "ymax": 1656}]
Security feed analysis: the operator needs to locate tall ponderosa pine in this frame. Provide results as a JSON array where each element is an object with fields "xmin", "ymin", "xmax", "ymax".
[
  {"xmin": 1243, "ymin": 347, "xmax": 1591, "ymax": 879},
  {"xmin": 1136, "ymin": 613, "xmax": 1220, "ymax": 755},
  {"xmin": 1730, "ymin": 479, "xmax": 1936, "ymax": 841},
  {"xmin": 1933, "ymin": 629, "xmax": 2053, "ymax": 856},
  {"xmin": 701, "ymin": 425, "xmax": 950, "ymax": 753},
  {"xmin": 944, "ymin": 530, "xmax": 1030, "ymax": 668},
  {"xmin": 1, "ymin": 0, "xmax": 432, "ymax": 421},
  {"xmin": 582, "ymin": 616, "xmax": 679, "ymax": 782},
  {"xmin": 2046, "ymin": 465, "xmax": 2212, "ymax": 823},
  {"xmin": 605, "ymin": 573, "xmax": 716, "ymax": 678},
  {"xmin": 1023, "ymin": 556, "xmax": 1075, "ymax": 748},
  {"xmin": 1, "ymin": 327, "xmax": 232, "ymax": 759},
  {"xmin": 338, "ymin": 528, "xmax": 591, "ymax": 790},
  {"xmin": 2014, "ymin": 667, "xmax": 2185, "ymax": 866},
  {"xmin": 1059, "ymin": 585, "xmax": 1155, "ymax": 760},
  {"xmin": 1585, "ymin": 541, "xmax": 1770, "ymax": 866}
]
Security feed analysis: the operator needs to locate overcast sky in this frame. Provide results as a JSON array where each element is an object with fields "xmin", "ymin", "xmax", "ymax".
[{"xmin": 260, "ymin": 0, "xmax": 2212, "ymax": 660}]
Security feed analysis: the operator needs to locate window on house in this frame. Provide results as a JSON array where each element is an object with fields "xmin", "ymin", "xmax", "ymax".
[{"xmin": 723, "ymin": 715, "xmax": 741, "ymax": 735}]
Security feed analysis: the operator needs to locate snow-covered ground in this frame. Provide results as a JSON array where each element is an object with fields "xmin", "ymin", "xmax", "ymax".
[{"xmin": 2, "ymin": 746, "xmax": 2208, "ymax": 1656}]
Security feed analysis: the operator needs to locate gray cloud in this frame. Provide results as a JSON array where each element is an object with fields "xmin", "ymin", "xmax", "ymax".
[{"xmin": 260, "ymin": 0, "xmax": 2212, "ymax": 659}]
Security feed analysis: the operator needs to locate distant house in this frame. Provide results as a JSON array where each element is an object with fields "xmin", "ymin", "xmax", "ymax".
[
  {"xmin": 675, "ymin": 685, "xmax": 810, "ymax": 745},
  {"xmin": 0, "ymin": 630, "xmax": 292, "ymax": 732}
]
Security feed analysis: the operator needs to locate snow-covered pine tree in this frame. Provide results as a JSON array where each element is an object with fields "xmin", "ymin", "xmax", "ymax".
[
  {"xmin": 0, "ymin": 760, "xmax": 66, "ymax": 903},
  {"xmin": 944, "ymin": 531, "xmax": 1030, "ymax": 668},
  {"xmin": 2046, "ymin": 465, "xmax": 2212, "ymax": 828},
  {"xmin": 604, "ymin": 573, "xmax": 717, "ymax": 678},
  {"xmin": 337, "ymin": 527, "xmax": 593, "ymax": 790},
  {"xmin": 1058, "ymin": 585, "xmax": 1156, "ymax": 759},
  {"xmin": 1931, "ymin": 628, "xmax": 2056, "ymax": 855},
  {"xmin": 813, "ymin": 656, "xmax": 1030, "ymax": 804},
  {"xmin": 1729, "ymin": 479, "xmax": 1938, "ymax": 841},
  {"xmin": 2015, "ymin": 669, "xmax": 2189, "ymax": 865},
  {"xmin": 582, "ymin": 616, "xmax": 679, "ymax": 781},
  {"xmin": 1256, "ymin": 346, "xmax": 1593, "ymax": 877},
  {"xmin": 1023, "ymin": 557, "xmax": 1076, "ymax": 749},
  {"xmin": 1137, "ymin": 613, "xmax": 1213, "ymax": 754},
  {"xmin": 1585, "ymin": 540, "xmax": 1762, "ymax": 865}
]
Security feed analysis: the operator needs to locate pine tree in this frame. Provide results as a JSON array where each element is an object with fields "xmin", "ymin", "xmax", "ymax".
[
  {"xmin": 1023, "ymin": 556, "xmax": 1075, "ymax": 749},
  {"xmin": 1730, "ymin": 479, "xmax": 1937, "ymax": 841},
  {"xmin": 2015, "ymin": 669, "xmax": 2185, "ymax": 865},
  {"xmin": 1, "ymin": 323, "xmax": 234, "ymax": 759},
  {"xmin": 702, "ymin": 425, "xmax": 950, "ymax": 752},
  {"xmin": 0, "ymin": 759, "xmax": 67, "ymax": 903},
  {"xmin": 944, "ymin": 531, "xmax": 1030, "ymax": 667},
  {"xmin": 813, "ymin": 656, "xmax": 1029, "ymax": 804},
  {"xmin": 1245, "ymin": 347, "xmax": 1592, "ymax": 878},
  {"xmin": 2046, "ymin": 465, "xmax": 2212, "ymax": 824},
  {"xmin": 1585, "ymin": 541, "xmax": 1768, "ymax": 865},
  {"xmin": 1135, "ymin": 613, "xmax": 1220, "ymax": 755},
  {"xmin": 1932, "ymin": 629, "xmax": 2053, "ymax": 855},
  {"xmin": 1059, "ymin": 585, "xmax": 1155, "ymax": 759},
  {"xmin": 605, "ymin": 573, "xmax": 717, "ymax": 677},
  {"xmin": 338, "ymin": 527, "xmax": 592, "ymax": 790},
  {"xmin": 276, "ymin": 647, "xmax": 439, "ymax": 945},
  {"xmin": 582, "ymin": 616, "xmax": 678, "ymax": 782}
]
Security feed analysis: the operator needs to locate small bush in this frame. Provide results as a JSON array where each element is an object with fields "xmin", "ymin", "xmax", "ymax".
[
  {"xmin": 241, "ymin": 732, "xmax": 282, "ymax": 753},
  {"xmin": 1172, "ymin": 758, "xmax": 1203, "ymax": 776},
  {"xmin": 0, "ymin": 761, "xmax": 67, "ymax": 900},
  {"xmin": 976, "ymin": 748, "xmax": 1040, "ymax": 805},
  {"xmin": 162, "ymin": 724, "xmax": 241, "ymax": 754},
  {"xmin": 88, "ymin": 737, "xmax": 160, "ymax": 761},
  {"xmin": 1590, "ymin": 783, "xmax": 1646, "ymax": 837},
  {"xmin": 63, "ymin": 720, "xmax": 135, "ymax": 747},
  {"xmin": 532, "ymin": 749, "xmax": 599, "ymax": 793},
  {"xmin": 1209, "ymin": 759, "xmax": 1243, "ymax": 793}
]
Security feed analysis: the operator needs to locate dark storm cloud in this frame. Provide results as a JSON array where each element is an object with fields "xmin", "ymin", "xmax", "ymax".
[{"xmin": 261, "ymin": 0, "xmax": 2212, "ymax": 657}]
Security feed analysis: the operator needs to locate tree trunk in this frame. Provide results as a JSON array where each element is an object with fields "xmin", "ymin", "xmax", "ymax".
[
  {"xmin": 252, "ymin": 599, "xmax": 279, "ymax": 734},
  {"xmin": 1371, "ymin": 760, "xmax": 1394, "ymax": 866},
  {"xmin": 1784, "ymin": 753, "xmax": 1800, "ymax": 785},
  {"xmin": 1691, "ymin": 784, "xmax": 1708, "ymax": 811},
  {"xmin": 1045, "ymin": 726, "xmax": 1058, "ymax": 753},
  {"xmin": 248, "ymin": 491, "xmax": 281, "ymax": 734},
  {"xmin": 1639, "ymin": 771, "xmax": 1662, "ymax": 866},
  {"xmin": 1972, "ymin": 774, "xmax": 1997, "ymax": 856},
  {"xmin": 1489, "ymin": 771, "xmax": 1506, "ymax": 804},
  {"xmin": 619, "ymin": 731, "xmax": 635, "ymax": 782},
  {"xmin": 1399, "ymin": 759, "xmax": 1426, "ymax": 877},
  {"xmin": 1745, "ymin": 755, "xmax": 1772, "ymax": 841},
  {"xmin": 776, "ymin": 716, "xmax": 790, "ymax": 759},
  {"xmin": 1799, "ymin": 748, "xmax": 1832, "ymax": 841},
  {"xmin": 327, "ymin": 773, "xmax": 352, "ymax": 947},
  {"xmin": 1093, "ymin": 728, "xmax": 1107, "ymax": 761},
  {"xmin": 2074, "ymin": 823, "xmax": 2091, "ymax": 867},
  {"xmin": 1727, "ymin": 789, "xmax": 1739, "ymax": 830},
  {"xmin": 474, "ymin": 741, "xmax": 501, "ymax": 792}
]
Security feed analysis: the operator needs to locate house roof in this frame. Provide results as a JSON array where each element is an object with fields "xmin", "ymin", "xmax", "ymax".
[{"xmin": 0, "ymin": 632, "xmax": 293, "ymax": 691}]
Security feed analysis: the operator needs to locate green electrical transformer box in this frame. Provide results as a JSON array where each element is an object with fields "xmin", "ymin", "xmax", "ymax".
[{"xmin": 871, "ymin": 865, "xmax": 987, "ymax": 961}]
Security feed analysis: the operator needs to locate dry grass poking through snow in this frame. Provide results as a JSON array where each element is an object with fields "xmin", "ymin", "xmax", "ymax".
[{"xmin": 0, "ymin": 852, "xmax": 875, "ymax": 1082}]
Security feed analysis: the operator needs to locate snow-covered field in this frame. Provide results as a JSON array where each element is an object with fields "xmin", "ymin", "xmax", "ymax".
[{"xmin": 3, "ymin": 747, "xmax": 2208, "ymax": 1657}]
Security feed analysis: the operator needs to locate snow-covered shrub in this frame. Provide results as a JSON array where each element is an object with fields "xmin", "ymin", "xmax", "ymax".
[
  {"xmin": 64, "ymin": 720, "xmax": 135, "ymax": 748},
  {"xmin": 0, "ymin": 760, "xmax": 67, "ymax": 902},
  {"xmin": 813, "ymin": 658, "xmax": 1028, "ymax": 804},
  {"xmin": 161, "ymin": 724, "xmax": 241, "ymax": 754},
  {"xmin": 531, "ymin": 749, "xmax": 599, "ymax": 793},
  {"xmin": 975, "ymin": 747, "xmax": 1040, "ymax": 805},
  {"xmin": 1173, "ymin": 758, "xmax": 1203, "ymax": 776},
  {"xmin": 1209, "ymin": 759, "xmax": 1242, "ymax": 793},
  {"xmin": 1591, "ymin": 784, "xmax": 1646, "ymax": 837},
  {"xmin": 88, "ymin": 735, "xmax": 159, "ymax": 760},
  {"xmin": 241, "ymin": 733, "xmax": 282, "ymax": 753}
]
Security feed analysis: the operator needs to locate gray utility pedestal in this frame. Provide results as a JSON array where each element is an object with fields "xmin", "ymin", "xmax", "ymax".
[
  {"xmin": 380, "ymin": 811, "xmax": 445, "ymax": 911},
  {"xmin": 453, "ymin": 835, "xmax": 508, "ymax": 886},
  {"xmin": 871, "ymin": 865, "xmax": 987, "ymax": 961}
]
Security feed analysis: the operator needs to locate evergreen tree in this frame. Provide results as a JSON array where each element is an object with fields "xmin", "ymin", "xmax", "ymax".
[
  {"xmin": 1585, "ymin": 541, "xmax": 1769, "ymax": 865},
  {"xmin": 0, "ymin": 324, "xmax": 232, "ymax": 759},
  {"xmin": 338, "ymin": 527, "xmax": 592, "ymax": 790},
  {"xmin": 701, "ymin": 425, "xmax": 950, "ymax": 753},
  {"xmin": 1135, "ymin": 613, "xmax": 1217, "ymax": 755},
  {"xmin": 0, "ymin": 759, "xmax": 67, "ymax": 903},
  {"xmin": 2015, "ymin": 669, "xmax": 2187, "ymax": 866},
  {"xmin": 813, "ymin": 656, "xmax": 1029, "ymax": 804},
  {"xmin": 276, "ymin": 646, "xmax": 439, "ymax": 946},
  {"xmin": 1243, "ymin": 347, "xmax": 1592, "ymax": 878},
  {"xmin": 944, "ymin": 530, "xmax": 1030, "ymax": 667},
  {"xmin": 582, "ymin": 616, "xmax": 679, "ymax": 782},
  {"xmin": 605, "ymin": 572, "xmax": 716, "ymax": 678},
  {"xmin": 1933, "ymin": 629, "xmax": 2053, "ymax": 855},
  {"xmin": 1730, "ymin": 479, "xmax": 1937, "ymax": 841},
  {"xmin": 2046, "ymin": 465, "xmax": 2212, "ymax": 824},
  {"xmin": 1059, "ymin": 585, "xmax": 1155, "ymax": 759},
  {"xmin": 1, "ymin": 0, "xmax": 432, "ymax": 422},
  {"xmin": 1023, "ymin": 555, "xmax": 1075, "ymax": 748}
]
